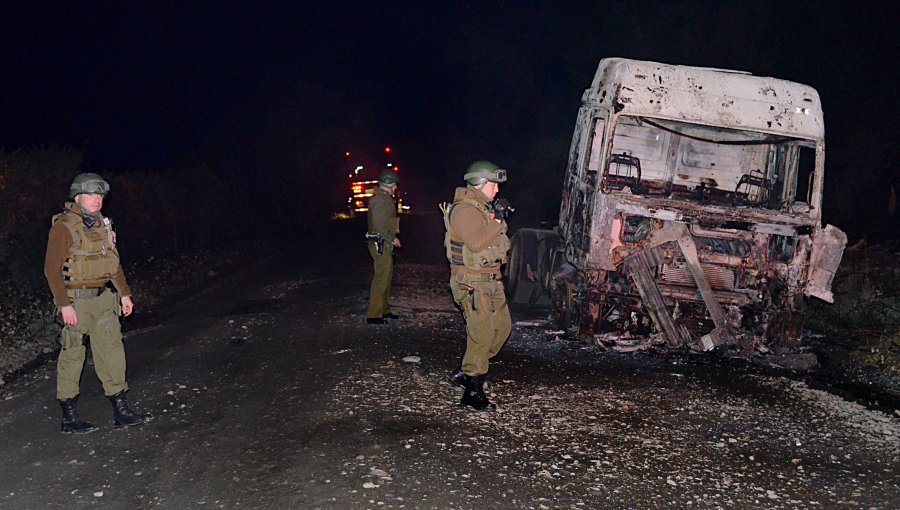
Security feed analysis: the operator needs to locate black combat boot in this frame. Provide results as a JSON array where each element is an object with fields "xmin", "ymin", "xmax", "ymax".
[
  {"xmin": 109, "ymin": 391, "xmax": 155, "ymax": 428},
  {"xmin": 460, "ymin": 374, "xmax": 496, "ymax": 412},
  {"xmin": 59, "ymin": 397, "xmax": 99, "ymax": 434},
  {"xmin": 446, "ymin": 369, "xmax": 469, "ymax": 389}
]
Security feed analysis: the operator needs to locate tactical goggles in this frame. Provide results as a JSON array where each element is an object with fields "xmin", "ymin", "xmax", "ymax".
[
  {"xmin": 464, "ymin": 169, "xmax": 507, "ymax": 183},
  {"xmin": 75, "ymin": 179, "xmax": 110, "ymax": 195}
]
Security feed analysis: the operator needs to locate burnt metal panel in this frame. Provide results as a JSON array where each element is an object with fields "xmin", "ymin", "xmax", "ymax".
[
  {"xmin": 806, "ymin": 224, "xmax": 847, "ymax": 302},
  {"xmin": 626, "ymin": 250, "xmax": 691, "ymax": 347},
  {"xmin": 585, "ymin": 58, "xmax": 824, "ymax": 141}
]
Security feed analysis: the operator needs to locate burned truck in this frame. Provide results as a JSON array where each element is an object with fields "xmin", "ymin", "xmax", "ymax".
[{"xmin": 507, "ymin": 58, "xmax": 846, "ymax": 353}]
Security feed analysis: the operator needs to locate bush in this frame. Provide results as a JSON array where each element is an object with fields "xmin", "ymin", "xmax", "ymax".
[
  {"xmin": 0, "ymin": 145, "xmax": 253, "ymax": 379},
  {"xmin": 0, "ymin": 145, "xmax": 84, "ymax": 292},
  {"xmin": 806, "ymin": 241, "xmax": 900, "ymax": 373}
]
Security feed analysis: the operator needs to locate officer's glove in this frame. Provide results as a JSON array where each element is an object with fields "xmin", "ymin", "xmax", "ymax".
[{"xmin": 493, "ymin": 198, "xmax": 514, "ymax": 221}]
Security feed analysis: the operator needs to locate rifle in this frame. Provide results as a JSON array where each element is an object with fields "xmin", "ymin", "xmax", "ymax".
[{"xmin": 492, "ymin": 198, "xmax": 515, "ymax": 220}]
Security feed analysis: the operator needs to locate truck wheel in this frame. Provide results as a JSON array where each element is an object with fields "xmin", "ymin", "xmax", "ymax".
[
  {"xmin": 506, "ymin": 229, "xmax": 540, "ymax": 304},
  {"xmin": 504, "ymin": 233, "xmax": 523, "ymax": 298},
  {"xmin": 552, "ymin": 280, "xmax": 576, "ymax": 330}
]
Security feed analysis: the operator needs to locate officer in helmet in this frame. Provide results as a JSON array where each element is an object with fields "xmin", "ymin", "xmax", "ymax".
[
  {"xmin": 441, "ymin": 161, "xmax": 512, "ymax": 411},
  {"xmin": 44, "ymin": 173, "xmax": 153, "ymax": 433},
  {"xmin": 365, "ymin": 169, "xmax": 402, "ymax": 324}
]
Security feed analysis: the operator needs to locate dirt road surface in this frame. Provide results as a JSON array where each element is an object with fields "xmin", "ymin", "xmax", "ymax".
[{"xmin": 1, "ymin": 213, "xmax": 897, "ymax": 509}]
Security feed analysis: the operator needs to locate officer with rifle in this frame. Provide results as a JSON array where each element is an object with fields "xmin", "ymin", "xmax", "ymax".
[
  {"xmin": 366, "ymin": 169, "xmax": 402, "ymax": 324},
  {"xmin": 441, "ymin": 161, "xmax": 513, "ymax": 411}
]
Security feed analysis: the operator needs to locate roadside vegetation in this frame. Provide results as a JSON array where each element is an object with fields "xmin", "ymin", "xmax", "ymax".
[{"xmin": 806, "ymin": 241, "xmax": 900, "ymax": 382}]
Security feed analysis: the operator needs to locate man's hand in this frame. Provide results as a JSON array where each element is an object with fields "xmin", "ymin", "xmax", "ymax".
[
  {"xmin": 392, "ymin": 238, "xmax": 402, "ymax": 248},
  {"xmin": 493, "ymin": 198, "xmax": 514, "ymax": 221},
  {"xmin": 60, "ymin": 305, "xmax": 78, "ymax": 326},
  {"xmin": 121, "ymin": 296, "xmax": 134, "ymax": 317}
]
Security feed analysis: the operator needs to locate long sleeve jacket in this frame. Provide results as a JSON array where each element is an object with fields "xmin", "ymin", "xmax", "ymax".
[
  {"xmin": 447, "ymin": 186, "xmax": 506, "ymax": 276},
  {"xmin": 44, "ymin": 203, "xmax": 131, "ymax": 307},
  {"xmin": 367, "ymin": 186, "xmax": 399, "ymax": 243}
]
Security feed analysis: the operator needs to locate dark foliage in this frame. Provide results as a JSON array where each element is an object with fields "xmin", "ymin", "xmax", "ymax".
[
  {"xmin": 0, "ymin": 146, "xmax": 244, "ymax": 295},
  {"xmin": 806, "ymin": 241, "xmax": 900, "ymax": 373}
]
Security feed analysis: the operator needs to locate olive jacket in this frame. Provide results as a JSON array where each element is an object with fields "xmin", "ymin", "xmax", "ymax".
[
  {"xmin": 44, "ymin": 202, "xmax": 131, "ymax": 307},
  {"xmin": 367, "ymin": 186, "xmax": 399, "ymax": 243},
  {"xmin": 448, "ymin": 186, "xmax": 504, "ymax": 276}
]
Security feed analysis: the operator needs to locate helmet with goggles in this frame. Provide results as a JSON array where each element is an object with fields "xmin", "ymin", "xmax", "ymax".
[
  {"xmin": 464, "ymin": 160, "xmax": 507, "ymax": 185},
  {"xmin": 378, "ymin": 169, "xmax": 400, "ymax": 185},
  {"xmin": 69, "ymin": 173, "xmax": 110, "ymax": 199}
]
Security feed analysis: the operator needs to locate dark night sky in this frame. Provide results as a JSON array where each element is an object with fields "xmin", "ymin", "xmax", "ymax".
[{"xmin": 1, "ymin": 1, "xmax": 898, "ymax": 234}]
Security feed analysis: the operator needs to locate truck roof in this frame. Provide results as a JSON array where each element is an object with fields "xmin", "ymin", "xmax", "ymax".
[{"xmin": 585, "ymin": 58, "xmax": 824, "ymax": 140}]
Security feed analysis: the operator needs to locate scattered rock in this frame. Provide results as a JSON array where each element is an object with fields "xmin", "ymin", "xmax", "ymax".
[{"xmin": 370, "ymin": 468, "xmax": 391, "ymax": 479}]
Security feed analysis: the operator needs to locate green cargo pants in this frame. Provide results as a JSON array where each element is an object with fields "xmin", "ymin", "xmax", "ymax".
[
  {"xmin": 56, "ymin": 289, "xmax": 128, "ymax": 400},
  {"xmin": 367, "ymin": 242, "xmax": 394, "ymax": 319},
  {"xmin": 450, "ymin": 274, "xmax": 511, "ymax": 376}
]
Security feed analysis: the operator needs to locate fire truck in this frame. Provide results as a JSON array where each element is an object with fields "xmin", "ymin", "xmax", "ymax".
[{"xmin": 345, "ymin": 147, "xmax": 409, "ymax": 216}]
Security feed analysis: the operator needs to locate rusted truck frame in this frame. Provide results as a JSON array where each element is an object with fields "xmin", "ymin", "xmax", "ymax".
[{"xmin": 507, "ymin": 58, "xmax": 846, "ymax": 353}]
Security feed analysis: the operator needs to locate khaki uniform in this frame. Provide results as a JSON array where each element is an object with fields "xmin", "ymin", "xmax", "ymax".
[
  {"xmin": 445, "ymin": 186, "xmax": 511, "ymax": 376},
  {"xmin": 44, "ymin": 202, "xmax": 131, "ymax": 400},
  {"xmin": 366, "ymin": 187, "xmax": 399, "ymax": 319}
]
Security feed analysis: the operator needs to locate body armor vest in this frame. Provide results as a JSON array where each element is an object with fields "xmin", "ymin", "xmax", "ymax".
[
  {"xmin": 52, "ymin": 208, "xmax": 120, "ymax": 288},
  {"xmin": 441, "ymin": 198, "xmax": 510, "ymax": 271}
]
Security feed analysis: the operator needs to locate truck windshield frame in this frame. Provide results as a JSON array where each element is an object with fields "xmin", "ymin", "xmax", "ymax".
[{"xmin": 599, "ymin": 114, "xmax": 821, "ymax": 213}]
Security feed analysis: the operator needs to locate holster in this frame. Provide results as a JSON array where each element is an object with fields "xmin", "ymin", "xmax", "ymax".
[{"xmin": 366, "ymin": 232, "xmax": 385, "ymax": 255}]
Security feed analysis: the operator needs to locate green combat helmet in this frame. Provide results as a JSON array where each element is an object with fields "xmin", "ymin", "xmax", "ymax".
[
  {"xmin": 69, "ymin": 173, "xmax": 111, "ymax": 198},
  {"xmin": 378, "ymin": 169, "xmax": 400, "ymax": 185},
  {"xmin": 464, "ymin": 160, "xmax": 507, "ymax": 185}
]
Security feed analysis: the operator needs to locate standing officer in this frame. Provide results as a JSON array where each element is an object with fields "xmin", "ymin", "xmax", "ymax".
[
  {"xmin": 366, "ymin": 169, "xmax": 402, "ymax": 324},
  {"xmin": 44, "ymin": 173, "xmax": 153, "ymax": 433},
  {"xmin": 442, "ymin": 161, "xmax": 512, "ymax": 412}
]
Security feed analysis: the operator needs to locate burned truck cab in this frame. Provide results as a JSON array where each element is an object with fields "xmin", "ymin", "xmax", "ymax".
[{"xmin": 542, "ymin": 58, "xmax": 846, "ymax": 352}]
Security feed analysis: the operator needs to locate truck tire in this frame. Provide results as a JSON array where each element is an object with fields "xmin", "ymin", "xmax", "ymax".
[
  {"xmin": 506, "ymin": 229, "xmax": 556, "ymax": 304},
  {"xmin": 504, "ymin": 230, "xmax": 528, "ymax": 300},
  {"xmin": 551, "ymin": 279, "xmax": 576, "ymax": 331}
]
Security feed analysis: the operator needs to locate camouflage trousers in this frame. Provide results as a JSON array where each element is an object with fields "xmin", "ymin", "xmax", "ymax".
[
  {"xmin": 450, "ymin": 274, "xmax": 511, "ymax": 376},
  {"xmin": 56, "ymin": 289, "xmax": 128, "ymax": 400},
  {"xmin": 367, "ymin": 243, "xmax": 394, "ymax": 319}
]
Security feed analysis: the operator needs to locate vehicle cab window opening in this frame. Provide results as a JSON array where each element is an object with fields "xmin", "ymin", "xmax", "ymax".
[
  {"xmin": 600, "ymin": 115, "xmax": 817, "ymax": 212},
  {"xmin": 583, "ymin": 116, "xmax": 606, "ymax": 186}
]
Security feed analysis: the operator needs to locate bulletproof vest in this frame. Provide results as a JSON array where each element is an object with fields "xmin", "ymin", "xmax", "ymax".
[
  {"xmin": 441, "ymin": 198, "xmax": 510, "ymax": 270},
  {"xmin": 52, "ymin": 208, "xmax": 120, "ymax": 288}
]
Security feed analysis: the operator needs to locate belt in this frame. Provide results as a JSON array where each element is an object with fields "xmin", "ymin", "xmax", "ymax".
[
  {"xmin": 67, "ymin": 287, "xmax": 107, "ymax": 299},
  {"xmin": 463, "ymin": 273, "xmax": 502, "ymax": 282}
]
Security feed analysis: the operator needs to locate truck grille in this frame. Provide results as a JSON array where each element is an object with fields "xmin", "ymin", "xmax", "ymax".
[{"xmin": 659, "ymin": 263, "xmax": 736, "ymax": 290}]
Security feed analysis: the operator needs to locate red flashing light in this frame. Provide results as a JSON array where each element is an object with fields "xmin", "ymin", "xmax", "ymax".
[{"xmin": 384, "ymin": 147, "xmax": 391, "ymax": 153}]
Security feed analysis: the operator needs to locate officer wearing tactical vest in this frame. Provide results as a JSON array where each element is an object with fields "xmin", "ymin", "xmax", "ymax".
[
  {"xmin": 366, "ymin": 169, "xmax": 402, "ymax": 324},
  {"xmin": 44, "ymin": 173, "xmax": 153, "ymax": 434},
  {"xmin": 442, "ymin": 161, "xmax": 512, "ymax": 412}
]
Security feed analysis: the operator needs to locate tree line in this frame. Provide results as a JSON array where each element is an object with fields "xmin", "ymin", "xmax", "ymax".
[{"xmin": 0, "ymin": 145, "xmax": 239, "ymax": 296}]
